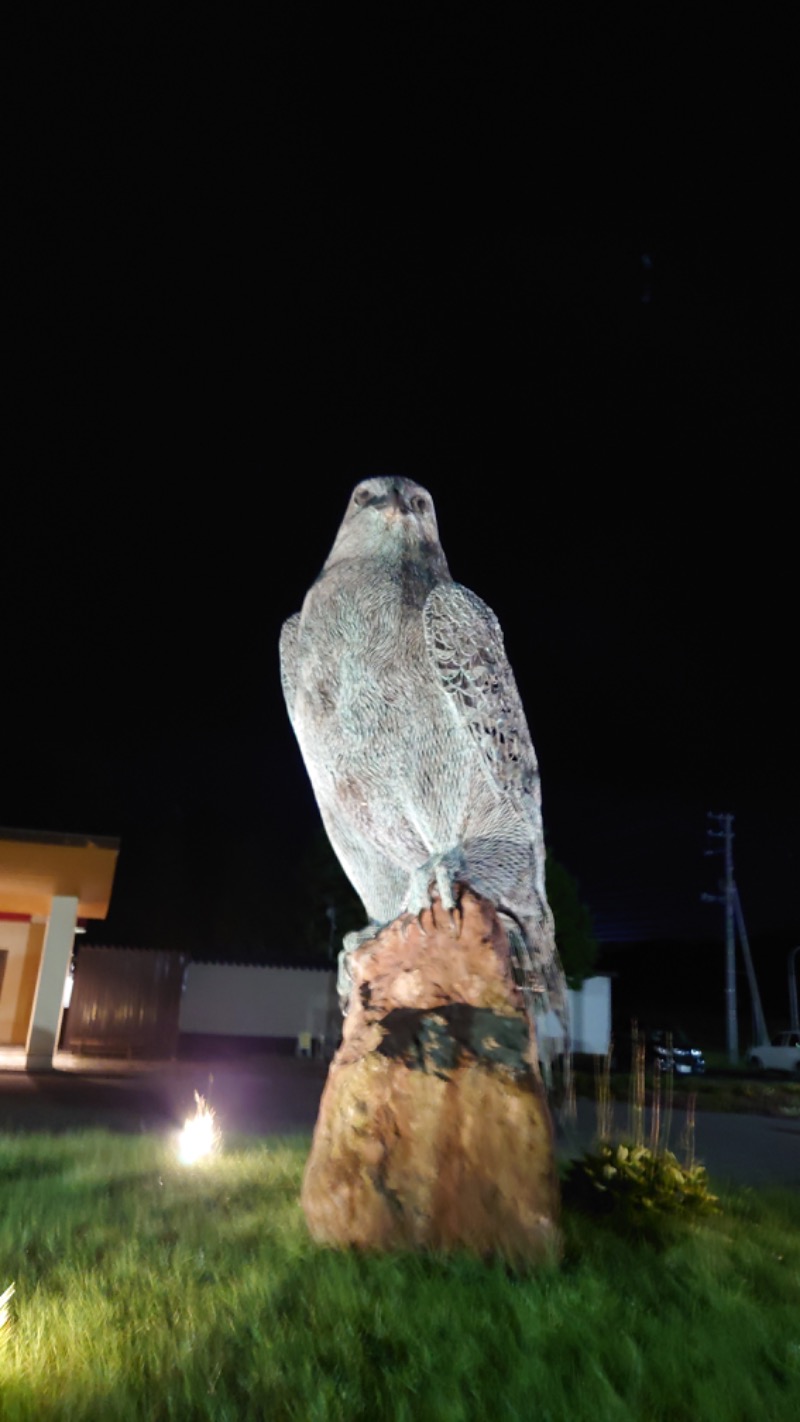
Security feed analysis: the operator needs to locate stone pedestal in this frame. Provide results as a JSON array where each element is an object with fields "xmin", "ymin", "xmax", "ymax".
[{"xmin": 301, "ymin": 891, "xmax": 561, "ymax": 1265}]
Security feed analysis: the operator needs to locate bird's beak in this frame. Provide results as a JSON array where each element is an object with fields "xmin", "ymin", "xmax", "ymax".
[{"xmin": 383, "ymin": 486, "xmax": 412, "ymax": 517}]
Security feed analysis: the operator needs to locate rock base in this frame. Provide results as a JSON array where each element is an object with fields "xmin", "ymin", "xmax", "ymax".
[{"xmin": 301, "ymin": 891, "xmax": 561, "ymax": 1265}]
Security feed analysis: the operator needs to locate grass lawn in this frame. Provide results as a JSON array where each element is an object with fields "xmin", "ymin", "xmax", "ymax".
[{"xmin": 1, "ymin": 1129, "xmax": 799, "ymax": 1421}]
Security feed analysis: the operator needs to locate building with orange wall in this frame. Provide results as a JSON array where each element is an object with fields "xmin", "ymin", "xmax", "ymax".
[{"xmin": 0, "ymin": 827, "xmax": 119, "ymax": 1069}]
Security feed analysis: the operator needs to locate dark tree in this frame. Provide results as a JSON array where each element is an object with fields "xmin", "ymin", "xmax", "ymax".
[
  {"xmin": 292, "ymin": 829, "xmax": 365, "ymax": 963},
  {"xmin": 545, "ymin": 850, "xmax": 598, "ymax": 988}
]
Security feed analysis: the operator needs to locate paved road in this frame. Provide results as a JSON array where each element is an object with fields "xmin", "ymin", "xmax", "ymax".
[
  {"xmin": 0, "ymin": 1056, "xmax": 329, "ymax": 1138},
  {"xmin": 0, "ymin": 1057, "xmax": 798, "ymax": 1190},
  {"xmin": 560, "ymin": 1095, "xmax": 800, "ymax": 1191}
]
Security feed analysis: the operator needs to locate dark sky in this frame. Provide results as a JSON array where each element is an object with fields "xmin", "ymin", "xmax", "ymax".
[{"xmin": 5, "ymin": 15, "xmax": 795, "ymax": 959}]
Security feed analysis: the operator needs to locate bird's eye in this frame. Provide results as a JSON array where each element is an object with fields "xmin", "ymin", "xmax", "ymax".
[
  {"xmin": 411, "ymin": 495, "xmax": 428, "ymax": 514},
  {"xmin": 353, "ymin": 487, "xmax": 371, "ymax": 507}
]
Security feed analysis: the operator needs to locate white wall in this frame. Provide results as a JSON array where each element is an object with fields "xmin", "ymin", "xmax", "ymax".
[
  {"xmin": 179, "ymin": 963, "xmax": 338, "ymax": 1041},
  {"xmin": 537, "ymin": 976, "xmax": 612, "ymax": 1056},
  {"xmin": 569, "ymin": 975, "xmax": 611, "ymax": 1054},
  {"xmin": 178, "ymin": 963, "xmax": 611, "ymax": 1055},
  {"xmin": 25, "ymin": 895, "xmax": 78, "ymax": 1069}
]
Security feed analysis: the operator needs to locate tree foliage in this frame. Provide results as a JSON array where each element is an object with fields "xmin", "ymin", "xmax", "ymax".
[
  {"xmin": 292, "ymin": 829, "xmax": 364, "ymax": 961},
  {"xmin": 545, "ymin": 849, "xmax": 598, "ymax": 988}
]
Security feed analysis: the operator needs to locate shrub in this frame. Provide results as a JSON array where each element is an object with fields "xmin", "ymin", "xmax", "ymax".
[{"xmin": 563, "ymin": 1139, "xmax": 719, "ymax": 1229}]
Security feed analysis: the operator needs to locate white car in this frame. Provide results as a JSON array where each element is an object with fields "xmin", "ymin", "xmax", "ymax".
[{"xmin": 747, "ymin": 1031, "xmax": 800, "ymax": 1075}]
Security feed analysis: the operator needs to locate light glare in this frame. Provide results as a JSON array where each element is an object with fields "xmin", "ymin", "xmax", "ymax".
[{"xmin": 177, "ymin": 1092, "xmax": 220, "ymax": 1165}]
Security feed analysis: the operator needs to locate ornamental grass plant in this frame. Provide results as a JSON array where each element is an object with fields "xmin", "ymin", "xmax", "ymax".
[{"xmin": 563, "ymin": 1028, "xmax": 720, "ymax": 1242}]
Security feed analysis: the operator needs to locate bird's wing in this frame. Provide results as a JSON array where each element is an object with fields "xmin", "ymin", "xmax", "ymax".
[
  {"xmin": 423, "ymin": 582, "xmax": 541, "ymax": 823},
  {"xmin": 279, "ymin": 613, "xmax": 301, "ymax": 727}
]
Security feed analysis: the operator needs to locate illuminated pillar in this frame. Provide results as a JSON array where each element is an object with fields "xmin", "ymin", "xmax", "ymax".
[{"xmin": 25, "ymin": 895, "xmax": 78, "ymax": 1070}]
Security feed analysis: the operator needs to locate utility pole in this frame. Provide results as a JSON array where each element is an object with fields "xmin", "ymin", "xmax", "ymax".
[
  {"xmin": 733, "ymin": 887, "xmax": 769, "ymax": 1045},
  {"xmin": 702, "ymin": 812, "xmax": 738, "ymax": 1063}
]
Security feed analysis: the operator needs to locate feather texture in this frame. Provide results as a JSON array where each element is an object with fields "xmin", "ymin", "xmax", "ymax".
[{"xmin": 279, "ymin": 477, "xmax": 567, "ymax": 1027}]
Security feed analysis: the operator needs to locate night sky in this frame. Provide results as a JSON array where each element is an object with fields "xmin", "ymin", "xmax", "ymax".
[{"xmin": 5, "ymin": 17, "xmax": 795, "ymax": 998}]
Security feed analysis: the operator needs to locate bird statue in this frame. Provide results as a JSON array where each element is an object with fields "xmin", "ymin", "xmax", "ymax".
[{"xmin": 279, "ymin": 476, "xmax": 567, "ymax": 1053}]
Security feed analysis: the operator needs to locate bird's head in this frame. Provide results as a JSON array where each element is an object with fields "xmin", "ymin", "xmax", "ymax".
[{"xmin": 324, "ymin": 477, "xmax": 450, "ymax": 575}]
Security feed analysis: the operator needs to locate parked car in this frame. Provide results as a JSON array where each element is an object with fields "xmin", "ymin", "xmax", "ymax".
[
  {"xmin": 747, "ymin": 1031, "xmax": 800, "ymax": 1075},
  {"xmin": 615, "ymin": 1026, "xmax": 706, "ymax": 1076}
]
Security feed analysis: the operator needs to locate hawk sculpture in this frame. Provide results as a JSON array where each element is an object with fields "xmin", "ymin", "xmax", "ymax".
[{"xmin": 279, "ymin": 476, "xmax": 567, "ymax": 1035}]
